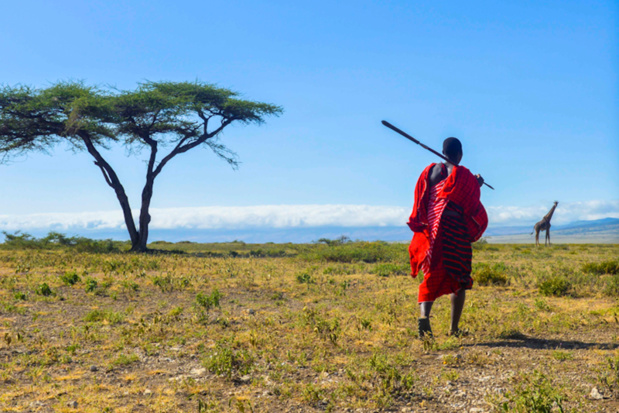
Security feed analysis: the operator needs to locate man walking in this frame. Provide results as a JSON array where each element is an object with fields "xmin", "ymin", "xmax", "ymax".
[{"xmin": 407, "ymin": 137, "xmax": 488, "ymax": 338}]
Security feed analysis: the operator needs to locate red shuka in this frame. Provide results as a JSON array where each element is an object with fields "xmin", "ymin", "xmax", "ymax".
[{"xmin": 407, "ymin": 163, "xmax": 488, "ymax": 279}]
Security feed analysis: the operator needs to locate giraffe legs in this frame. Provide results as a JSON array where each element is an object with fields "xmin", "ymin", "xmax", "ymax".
[
  {"xmin": 546, "ymin": 227, "xmax": 551, "ymax": 246},
  {"xmin": 535, "ymin": 229, "xmax": 540, "ymax": 247}
]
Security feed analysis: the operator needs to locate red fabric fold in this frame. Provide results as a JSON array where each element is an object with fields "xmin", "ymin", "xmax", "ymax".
[{"xmin": 407, "ymin": 163, "xmax": 488, "ymax": 278}]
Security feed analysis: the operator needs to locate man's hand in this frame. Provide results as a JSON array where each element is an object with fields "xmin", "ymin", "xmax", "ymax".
[{"xmin": 475, "ymin": 174, "xmax": 484, "ymax": 187}]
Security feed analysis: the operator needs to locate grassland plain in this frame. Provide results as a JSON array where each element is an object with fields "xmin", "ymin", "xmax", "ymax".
[{"xmin": 0, "ymin": 240, "xmax": 618, "ymax": 412}]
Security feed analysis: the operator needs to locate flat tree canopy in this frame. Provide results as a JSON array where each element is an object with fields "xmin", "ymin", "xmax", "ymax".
[{"xmin": 0, "ymin": 81, "xmax": 283, "ymax": 251}]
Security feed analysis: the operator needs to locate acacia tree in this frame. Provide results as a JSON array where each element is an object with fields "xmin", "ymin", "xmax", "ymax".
[{"xmin": 0, "ymin": 81, "xmax": 282, "ymax": 251}]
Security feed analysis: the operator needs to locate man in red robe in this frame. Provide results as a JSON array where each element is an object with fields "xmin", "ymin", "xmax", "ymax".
[{"xmin": 407, "ymin": 137, "xmax": 488, "ymax": 338}]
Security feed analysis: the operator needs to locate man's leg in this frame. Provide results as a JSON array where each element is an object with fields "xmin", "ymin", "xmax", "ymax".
[
  {"xmin": 418, "ymin": 301, "xmax": 434, "ymax": 338},
  {"xmin": 419, "ymin": 301, "xmax": 433, "ymax": 318},
  {"xmin": 450, "ymin": 289, "xmax": 466, "ymax": 334}
]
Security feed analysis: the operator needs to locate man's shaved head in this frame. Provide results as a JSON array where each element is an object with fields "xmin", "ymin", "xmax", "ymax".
[{"xmin": 443, "ymin": 137, "xmax": 462, "ymax": 164}]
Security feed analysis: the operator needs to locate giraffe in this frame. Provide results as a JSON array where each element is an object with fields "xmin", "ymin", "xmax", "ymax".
[{"xmin": 531, "ymin": 201, "xmax": 559, "ymax": 246}]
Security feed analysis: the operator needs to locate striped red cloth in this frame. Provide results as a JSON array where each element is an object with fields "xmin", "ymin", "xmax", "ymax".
[
  {"xmin": 421, "ymin": 177, "xmax": 447, "ymax": 274},
  {"xmin": 407, "ymin": 163, "xmax": 487, "ymax": 302}
]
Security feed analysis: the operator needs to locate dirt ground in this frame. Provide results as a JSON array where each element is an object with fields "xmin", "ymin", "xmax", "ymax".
[{"xmin": 0, "ymin": 243, "xmax": 618, "ymax": 412}]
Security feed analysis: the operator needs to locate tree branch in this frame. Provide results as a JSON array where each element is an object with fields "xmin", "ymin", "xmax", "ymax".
[
  {"xmin": 94, "ymin": 161, "xmax": 113, "ymax": 187},
  {"xmin": 148, "ymin": 109, "xmax": 161, "ymax": 130},
  {"xmin": 197, "ymin": 109, "xmax": 211, "ymax": 135},
  {"xmin": 78, "ymin": 131, "xmax": 139, "ymax": 245},
  {"xmin": 145, "ymin": 137, "xmax": 158, "ymax": 177},
  {"xmin": 152, "ymin": 117, "xmax": 235, "ymax": 178}
]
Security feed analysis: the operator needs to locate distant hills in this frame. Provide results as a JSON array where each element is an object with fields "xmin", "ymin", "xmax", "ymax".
[
  {"xmin": 2, "ymin": 218, "xmax": 617, "ymax": 244},
  {"xmin": 146, "ymin": 217, "xmax": 617, "ymax": 244},
  {"xmin": 484, "ymin": 217, "xmax": 619, "ymax": 244}
]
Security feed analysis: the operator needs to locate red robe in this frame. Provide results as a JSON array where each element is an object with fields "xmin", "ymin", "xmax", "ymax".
[{"xmin": 407, "ymin": 163, "xmax": 488, "ymax": 282}]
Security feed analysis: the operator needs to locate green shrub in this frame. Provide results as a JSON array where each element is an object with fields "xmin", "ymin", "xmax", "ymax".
[
  {"xmin": 498, "ymin": 370, "xmax": 565, "ymax": 413},
  {"xmin": 474, "ymin": 263, "xmax": 509, "ymax": 286},
  {"xmin": 368, "ymin": 352, "xmax": 416, "ymax": 398},
  {"xmin": 111, "ymin": 353, "xmax": 139, "ymax": 366},
  {"xmin": 152, "ymin": 274, "xmax": 173, "ymax": 292},
  {"xmin": 84, "ymin": 309, "xmax": 124, "ymax": 324},
  {"xmin": 196, "ymin": 289, "xmax": 222, "ymax": 311},
  {"xmin": 538, "ymin": 276, "xmax": 571, "ymax": 297},
  {"xmin": 316, "ymin": 236, "xmax": 351, "ymax": 246},
  {"xmin": 599, "ymin": 355, "xmax": 619, "ymax": 399},
  {"xmin": 203, "ymin": 339, "xmax": 254, "ymax": 378},
  {"xmin": 121, "ymin": 280, "xmax": 139, "ymax": 292},
  {"xmin": 0, "ymin": 231, "xmax": 40, "ymax": 249},
  {"xmin": 313, "ymin": 317, "xmax": 340, "ymax": 344},
  {"xmin": 323, "ymin": 265, "xmax": 354, "ymax": 275},
  {"xmin": 534, "ymin": 298, "xmax": 552, "ymax": 311},
  {"xmin": 60, "ymin": 270, "xmax": 81, "ymax": 286},
  {"xmin": 13, "ymin": 291, "xmax": 27, "ymax": 301},
  {"xmin": 85, "ymin": 277, "xmax": 98, "ymax": 293},
  {"xmin": 249, "ymin": 248, "xmax": 286, "ymax": 257},
  {"xmin": 373, "ymin": 263, "xmax": 409, "ymax": 277},
  {"xmin": 296, "ymin": 272, "xmax": 315, "ymax": 284},
  {"xmin": 604, "ymin": 274, "xmax": 619, "ymax": 297},
  {"xmin": 472, "ymin": 237, "xmax": 488, "ymax": 250},
  {"xmin": 36, "ymin": 283, "xmax": 53, "ymax": 296},
  {"xmin": 0, "ymin": 231, "xmax": 121, "ymax": 252},
  {"xmin": 582, "ymin": 260, "xmax": 619, "ymax": 275},
  {"xmin": 302, "ymin": 241, "xmax": 399, "ymax": 263}
]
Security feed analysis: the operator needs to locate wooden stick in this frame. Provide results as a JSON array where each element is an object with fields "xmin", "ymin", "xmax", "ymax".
[{"xmin": 382, "ymin": 120, "xmax": 494, "ymax": 190}]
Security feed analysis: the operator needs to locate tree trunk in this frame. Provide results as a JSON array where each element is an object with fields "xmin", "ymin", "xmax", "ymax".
[
  {"xmin": 133, "ymin": 177, "xmax": 154, "ymax": 252},
  {"xmin": 81, "ymin": 134, "xmax": 140, "ymax": 247},
  {"xmin": 113, "ymin": 182, "xmax": 140, "ymax": 248},
  {"xmin": 131, "ymin": 140, "xmax": 159, "ymax": 252}
]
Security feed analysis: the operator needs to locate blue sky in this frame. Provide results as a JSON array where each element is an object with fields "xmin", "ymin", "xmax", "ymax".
[{"xmin": 0, "ymin": 0, "xmax": 617, "ymax": 237}]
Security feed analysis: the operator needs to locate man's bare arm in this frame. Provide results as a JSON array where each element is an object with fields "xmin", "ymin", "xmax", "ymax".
[{"xmin": 428, "ymin": 164, "xmax": 443, "ymax": 186}]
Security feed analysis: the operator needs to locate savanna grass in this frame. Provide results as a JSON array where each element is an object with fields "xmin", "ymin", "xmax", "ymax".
[{"xmin": 0, "ymin": 241, "xmax": 617, "ymax": 412}]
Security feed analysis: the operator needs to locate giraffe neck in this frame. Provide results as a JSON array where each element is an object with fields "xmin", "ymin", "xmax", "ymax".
[{"xmin": 544, "ymin": 205, "xmax": 557, "ymax": 222}]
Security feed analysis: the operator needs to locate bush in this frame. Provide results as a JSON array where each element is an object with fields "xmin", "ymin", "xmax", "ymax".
[
  {"xmin": 296, "ymin": 272, "xmax": 315, "ymax": 284},
  {"xmin": 111, "ymin": 353, "xmax": 139, "ymax": 366},
  {"xmin": 474, "ymin": 263, "xmax": 509, "ymax": 286},
  {"xmin": 582, "ymin": 260, "xmax": 619, "ymax": 275},
  {"xmin": 196, "ymin": 289, "xmax": 221, "ymax": 311},
  {"xmin": 152, "ymin": 274, "xmax": 173, "ymax": 292},
  {"xmin": 604, "ymin": 275, "xmax": 619, "ymax": 297},
  {"xmin": 498, "ymin": 370, "xmax": 565, "ymax": 412},
  {"xmin": 599, "ymin": 355, "xmax": 619, "ymax": 399},
  {"xmin": 1, "ymin": 231, "xmax": 39, "ymax": 249},
  {"xmin": 14, "ymin": 291, "xmax": 27, "ymax": 301},
  {"xmin": 203, "ymin": 339, "xmax": 254, "ymax": 378},
  {"xmin": 85, "ymin": 277, "xmax": 98, "ymax": 293},
  {"xmin": 315, "ymin": 236, "xmax": 351, "ymax": 246},
  {"xmin": 323, "ymin": 266, "xmax": 354, "ymax": 275},
  {"xmin": 248, "ymin": 248, "xmax": 286, "ymax": 257},
  {"xmin": 303, "ymin": 241, "xmax": 400, "ymax": 263},
  {"xmin": 373, "ymin": 263, "xmax": 409, "ymax": 277},
  {"xmin": 472, "ymin": 237, "xmax": 488, "ymax": 250},
  {"xmin": 36, "ymin": 283, "xmax": 53, "ymax": 297},
  {"xmin": 60, "ymin": 271, "xmax": 81, "ymax": 286},
  {"xmin": 0, "ymin": 231, "xmax": 121, "ymax": 252},
  {"xmin": 84, "ymin": 309, "xmax": 124, "ymax": 324},
  {"xmin": 538, "ymin": 276, "xmax": 571, "ymax": 297}
]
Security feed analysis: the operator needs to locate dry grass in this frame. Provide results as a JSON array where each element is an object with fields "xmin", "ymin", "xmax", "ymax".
[{"xmin": 0, "ymin": 241, "xmax": 618, "ymax": 412}]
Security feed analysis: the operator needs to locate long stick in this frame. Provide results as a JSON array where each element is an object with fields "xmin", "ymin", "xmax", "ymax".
[{"xmin": 382, "ymin": 120, "xmax": 494, "ymax": 190}]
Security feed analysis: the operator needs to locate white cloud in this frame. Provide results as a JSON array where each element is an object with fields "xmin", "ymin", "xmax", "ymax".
[
  {"xmin": 0, "ymin": 205, "xmax": 411, "ymax": 231},
  {"xmin": 0, "ymin": 200, "xmax": 617, "ymax": 232},
  {"xmin": 150, "ymin": 205, "xmax": 410, "ymax": 229}
]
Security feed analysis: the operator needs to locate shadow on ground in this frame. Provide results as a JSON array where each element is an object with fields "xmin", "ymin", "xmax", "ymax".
[{"xmin": 468, "ymin": 336, "xmax": 619, "ymax": 350}]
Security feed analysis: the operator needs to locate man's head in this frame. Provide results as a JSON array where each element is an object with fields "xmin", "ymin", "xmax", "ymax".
[{"xmin": 443, "ymin": 137, "xmax": 462, "ymax": 165}]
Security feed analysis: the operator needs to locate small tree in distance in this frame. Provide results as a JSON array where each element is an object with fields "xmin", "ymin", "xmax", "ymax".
[{"xmin": 0, "ymin": 81, "xmax": 283, "ymax": 251}]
